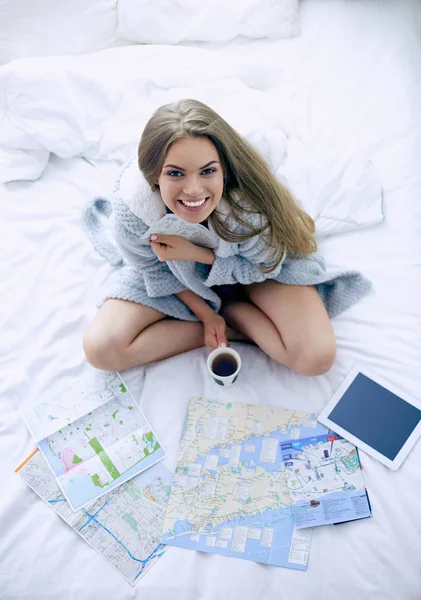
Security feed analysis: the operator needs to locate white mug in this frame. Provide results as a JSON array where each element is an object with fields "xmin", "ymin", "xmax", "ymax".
[{"xmin": 207, "ymin": 347, "xmax": 241, "ymax": 388}]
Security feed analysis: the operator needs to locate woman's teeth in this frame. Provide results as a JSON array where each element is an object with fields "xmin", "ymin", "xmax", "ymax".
[{"xmin": 180, "ymin": 198, "xmax": 207, "ymax": 207}]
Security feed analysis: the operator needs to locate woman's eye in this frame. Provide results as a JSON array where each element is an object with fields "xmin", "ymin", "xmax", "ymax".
[
  {"xmin": 167, "ymin": 171, "xmax": 183, "ymax": 177},
  {"xmin": 202, "ymin": 168, "xmax": 216, "ymax": 175}
]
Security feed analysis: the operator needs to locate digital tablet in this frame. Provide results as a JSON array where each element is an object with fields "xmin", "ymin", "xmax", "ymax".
[{"xmin": 318, "ymin": 365, "xmax": 421, "ymax": 470}]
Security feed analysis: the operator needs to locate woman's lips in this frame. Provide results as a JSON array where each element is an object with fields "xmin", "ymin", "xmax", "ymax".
[{"xmin": 177, "ymin": 197, "xmax": 210, "ymax": 212}]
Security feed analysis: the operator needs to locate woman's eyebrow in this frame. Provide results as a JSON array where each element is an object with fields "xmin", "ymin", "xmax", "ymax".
[
  {"xmin": 163, "ymin": 164, "xmax": 185, "ymax": 170},
  {"xmin": 200, "ymin": 160, "xmax": 219, "ymax": 169},
  {"xmin": 163, "ymin": 160, "xmax": 219, "ymax": 170}
]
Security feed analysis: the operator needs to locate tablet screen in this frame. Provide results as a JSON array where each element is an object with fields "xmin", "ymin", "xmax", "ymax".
[{"xmin": 327, "ymin": 373, "xmax": 421, "ymax": 460}]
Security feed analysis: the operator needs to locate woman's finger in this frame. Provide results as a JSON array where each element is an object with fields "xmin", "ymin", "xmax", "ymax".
[
  {"xmin": 151, "ymin": 241, "xmax": 170, "ymax": 251},
  {"xmin": 150, "ymin": 234, "xmax": 166, "ymax": 243},
  {"xmin": 150, "ymin": 242, "xmax": 172, "ymax": 261},
  {"xmin": 205, "ymin": 332, "xmax": 218, "ymax": 350},
  {"xmin": 216, "ymin": 323, "xmax": 228, "ymax": 347},
  {"xmin": 150, "ymin": 241, "xmax": 165, "ymax": 254},
  {"xmin": 150, "ymin": 234, "xmax": 177, "ymax": 246}
]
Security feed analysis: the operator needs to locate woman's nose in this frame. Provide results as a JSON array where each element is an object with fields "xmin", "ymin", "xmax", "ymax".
[{"xmin": 183, "ymin": 176, "xmax": 203, "ymax": 197}]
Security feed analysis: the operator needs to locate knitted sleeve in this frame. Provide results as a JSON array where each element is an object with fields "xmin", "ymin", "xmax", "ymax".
[
  {"xmin": 204, "ymin": 226, "xmax": 286, "ymax": 288},
  {"xmin": 112, "ymin": 203, "xmax": 187, "ymax": 298}
]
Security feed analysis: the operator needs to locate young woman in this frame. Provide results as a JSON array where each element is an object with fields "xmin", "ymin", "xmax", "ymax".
[{"xmin": 82, "ymin": 99, "xmax": 370, "ymax": 375}]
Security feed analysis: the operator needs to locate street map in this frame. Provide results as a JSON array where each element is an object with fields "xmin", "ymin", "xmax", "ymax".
[
  {"xmin": 281, "ymin": 433, "xmax": 371, "ymax": 528},
  {"xmin": 161, "ymin": 397, "xmax": 326, "ymax": 570},
  {"xmin": 16, "ymin": 448, "xmax": 172, "ymax": 584},
  {"xmin": 25, "ymin": 371, "xmax": 165, "ymax": 510}
]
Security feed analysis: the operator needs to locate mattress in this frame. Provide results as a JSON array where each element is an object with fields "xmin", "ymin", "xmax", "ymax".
[{"xmin": 1, "ymin": 1, "xmax": 421, "ymax": 599}]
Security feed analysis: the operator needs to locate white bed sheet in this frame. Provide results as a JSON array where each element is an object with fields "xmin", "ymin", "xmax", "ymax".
[{"xmin": 1, "ymin": 1, "xmax": 421, "ymax": 599}]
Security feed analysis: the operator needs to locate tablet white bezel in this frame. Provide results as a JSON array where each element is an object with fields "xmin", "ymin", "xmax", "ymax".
[{"xmin": 318, "ymin": 365, "xmax": 421, "ymax": 471}]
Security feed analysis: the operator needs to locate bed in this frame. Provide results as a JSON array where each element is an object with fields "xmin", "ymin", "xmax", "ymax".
[{"xmin": 1, "ymin": 1, "xmax": 421, "ymax": 599}]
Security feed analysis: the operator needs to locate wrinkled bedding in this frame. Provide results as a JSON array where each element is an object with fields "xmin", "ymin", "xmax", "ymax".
[
  {"xmin": 0, "ymin": 44, "xmax": 383, "ymax": 235},
  {"xmin": 1, "ymin": 1, "xmax": 421, "ymax": 599},
  {"xmin": 0, "ymin": 0, "xmax": 300, "ymax": 64}
]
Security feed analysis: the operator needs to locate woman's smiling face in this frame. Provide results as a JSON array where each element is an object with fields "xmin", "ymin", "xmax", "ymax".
[{"xmin": 157, "ymin": 136, "xmax": 224, "ymax": 223}]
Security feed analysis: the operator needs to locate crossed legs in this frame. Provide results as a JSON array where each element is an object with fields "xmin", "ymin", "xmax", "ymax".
[{"xmin": 83, "ymin": 283, "xmax": 335, "ymax": 375}]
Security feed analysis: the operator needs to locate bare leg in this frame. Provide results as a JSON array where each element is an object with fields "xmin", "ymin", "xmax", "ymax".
[
  {"xmin": 222, "ymin": 301, "xmax": 287, "ymax": 360},
  {"xmin": 83, "ymin": 299, "xmax": 246, "ymax": 371},
  {"xmin": 222, "ymin": 282, "xmax": 336, "ymax": 376}
]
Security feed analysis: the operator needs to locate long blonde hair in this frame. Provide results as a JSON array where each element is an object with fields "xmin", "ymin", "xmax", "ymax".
[{"xmin": 138, "ymin": 99, "xmax": 316, "ymax": 272}]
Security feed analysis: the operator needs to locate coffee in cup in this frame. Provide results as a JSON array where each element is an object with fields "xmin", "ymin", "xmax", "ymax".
[{"xmin": 207, "ymin": 347, "xmax": 241, "ymax": 387}]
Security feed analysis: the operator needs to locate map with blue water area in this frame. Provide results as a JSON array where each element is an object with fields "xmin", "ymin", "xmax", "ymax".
[
  {"xmin": 281, "ymin": 434, "xmax": 371, "ymax": 528},
  {"xmin": 16, "ymin": 449, "xmax": 172, "ymax": 584},
  {"xmin": 25, "ymin": 371, "xmax": 165, "ymax": 511},
  {"xmin": 161, "ymin": 397, "xmax": 327, "ymax": 570}
]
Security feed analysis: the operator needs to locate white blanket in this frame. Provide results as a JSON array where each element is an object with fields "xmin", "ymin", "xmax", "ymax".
[
  {"xmin": 0, "ymin": 0, "xmax": 300, "ymax": 64},
  {"xmin": 0, "ymin": 44, "xmax": 382, "ymax": 236},
  {"xmin": 1, "ymin": 1, "xmax": 421, "ymax": 599}
]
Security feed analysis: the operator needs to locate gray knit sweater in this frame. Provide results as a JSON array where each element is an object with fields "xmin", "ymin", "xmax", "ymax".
[{"xmin": 83, "ymin": 158, "xmax": 371, "ymax": 320}]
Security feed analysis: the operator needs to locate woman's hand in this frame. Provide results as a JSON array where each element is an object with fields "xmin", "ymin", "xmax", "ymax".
[
  {"xmin": 150, "ymin": 234, "xmax": 215, "ymax": 264},
  {"xmin": 203, "ymin": 313, "xmax": 228, "ymax": 350}
]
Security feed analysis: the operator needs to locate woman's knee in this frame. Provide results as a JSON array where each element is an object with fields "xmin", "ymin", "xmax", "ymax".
[
  {"xmin": 289, "ymin": 338, "xmax": 336, "ymax": 376},
  {"xmin": 270, "ymin": 336, "xmax": 336, "ymax": 376},
  {"xmin": 82, "ymin": 327, "xmax": 127, "ymax": 371}
]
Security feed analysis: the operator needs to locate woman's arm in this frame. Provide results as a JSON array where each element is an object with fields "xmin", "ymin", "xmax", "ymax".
[
  {"xmin": 150, "ymin": 234, "xmax": 215, "ymax": 264},
  {"xmin": 147, "ymin": 231, "xmax": 284, "ymax": 287},
  {"xmin": 177, "ymin": 290, "xmax": 227, "ymax": 349},
  {"xmin": 176, "ymin": 290, "xmax": 215, "ymax": 320},
  {"xmin": 204, "ymin": 236, "xmax": 286, "ymax": 287},
  {"xmin": 112, "ymin": 202, "xmax": 188, "ymax": 297}
]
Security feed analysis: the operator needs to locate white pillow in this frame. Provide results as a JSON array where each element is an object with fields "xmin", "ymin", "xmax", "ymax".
[
  {"xmin": 0, "ymin": 0, "xmax": 117, "ymax": 65},
  {"xmin": 118, "ymin": 0, "xmax": 300, "ymax": 44},
  {"xmin": 0, "ymin": 0, "xmax": 300, "ymax": 65}
]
